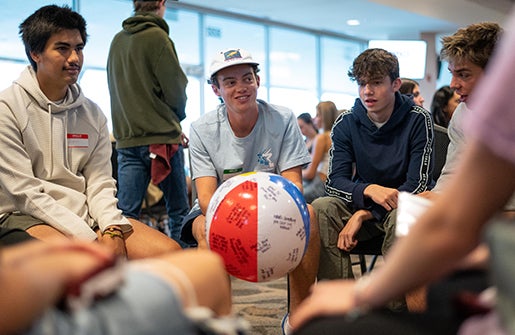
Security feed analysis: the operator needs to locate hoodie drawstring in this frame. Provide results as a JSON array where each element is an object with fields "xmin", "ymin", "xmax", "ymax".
[{"xmin": 48, "ymin": 103, "xmax": 54, "ymax": 177}]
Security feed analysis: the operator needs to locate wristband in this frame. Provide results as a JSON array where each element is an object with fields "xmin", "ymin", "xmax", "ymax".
[
  {"xmin": 102, "ymin": 231, "xmax": 123, "ymax": 239},
  {"xmin": 104, "ymin": 226, "xmax": 123, "ymax": 234}
]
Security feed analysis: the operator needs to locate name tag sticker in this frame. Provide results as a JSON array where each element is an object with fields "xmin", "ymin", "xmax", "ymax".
[
  {"xmin": 67, "ymin": 133, "xmax": 89, "ymax": 148},
  {"xmin": 223, "ymin": 167, "xmax": 243, "ymax": 181}
]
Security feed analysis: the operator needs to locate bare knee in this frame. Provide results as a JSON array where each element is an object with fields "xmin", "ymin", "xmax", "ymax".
[
  {"xmin": 192, "ymin": 215, "xmax": 208, "ymax": 248},
  {"xmin": 157, "ymin": 249, "xmax": 231, "ymax": 315},
  {"xmin": 125, "ymin": 219, "xmax": 182, "ymax": 259},
  {"xmin": 27, "ymin": 224, "xmax": 68, "ymax": 242},
  {"xmin": 307, "ymin": 204, "xmax": 320, "ymax": 239}
]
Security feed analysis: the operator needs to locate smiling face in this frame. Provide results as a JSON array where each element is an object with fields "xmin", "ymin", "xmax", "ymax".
[
  {"xmin": 30, "ymin": 29, "xmax": 84, "ymax": 101},
  {"xmin": 358, "ymin": 75, "xmax": 401, "ymax": 122},
  {"xmin": 448, "ymin": 59, "xmax": 484, "ymax": 104},
  {"xmin": 211, "ymin": 64, "xmax": 260, "ymax": 114}
]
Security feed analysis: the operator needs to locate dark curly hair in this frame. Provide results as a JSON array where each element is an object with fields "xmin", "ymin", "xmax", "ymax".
[{"xmin": 348, "ymin": 48, "xmax": 399, "ymax": 84}]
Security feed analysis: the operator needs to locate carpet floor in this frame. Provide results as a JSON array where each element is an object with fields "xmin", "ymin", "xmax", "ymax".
[{"xmin": 231, "ymin": 255, "xmax": 383, "ymax": 334}]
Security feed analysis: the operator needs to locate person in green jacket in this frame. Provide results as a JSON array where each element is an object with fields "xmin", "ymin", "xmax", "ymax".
[{"xmin": 107, "ymin": 0, "xmax": 190, "ymax": 247}]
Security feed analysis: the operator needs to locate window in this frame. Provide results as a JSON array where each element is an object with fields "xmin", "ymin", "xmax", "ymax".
[
  {"xmin": 0, "ymin": 1, "xmax": 73, "ymax": 60},
  {"xmin": 0, "ymin": 0, "xmax": 370, "ymax": 128},
  {"xmin": 321, "ymin": 37, "xmax": 365, "ymax": 110},
  {"xmin": 269, "ymin": 28, "xmax": 317, "ymax": 91}
]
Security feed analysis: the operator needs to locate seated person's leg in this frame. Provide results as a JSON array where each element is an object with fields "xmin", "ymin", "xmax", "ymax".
[
  {"xmin": 9, "ymin": 242, "xmax": 233, "ymax": 335},
  {"xmin": 191, "ymin": 214, "xmax": 209, "ymax": 250},
  {"xmin": 124, "ymin": 218, "xmax": 182, "ymax": 259},
  {"xmin": 27, "ymin": 224, "xmax": 68, "ymax": 241},
  {"xmin": 312, "ymin": 196, "xmax": 354, "ymax": 280},
  {"xmin": 1, "ymin": 213, "xmax": 68, "ymax": 242},
  {"xmin": 179, "ymin": 203, "xmax": 202, "ymax": 248},
  {"xmin": 130, "ymin": 249, "xmax": 232, "ymax": 316},
  {"xmin": 288, "ymin": 204, "xmax": 320, "ymax": 313},
  {"xmin": 0, "ymin": 227, "xmax": 35, "ymax": 245}
]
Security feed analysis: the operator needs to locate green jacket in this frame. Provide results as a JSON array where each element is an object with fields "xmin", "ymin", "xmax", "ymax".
[{"xmin": 107, "ymin": 12, "xmax": 188, "ymax": 148}]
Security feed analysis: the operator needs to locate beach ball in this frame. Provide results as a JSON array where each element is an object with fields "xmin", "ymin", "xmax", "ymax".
[{"xmin": 206, "ymin": 172, "xmax": 310, "ymax": 282}]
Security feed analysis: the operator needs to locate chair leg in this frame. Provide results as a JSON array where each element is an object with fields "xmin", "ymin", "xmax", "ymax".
[
  {"xmin": 358, "ymin": 254, "xmax": 367, "ymax": 274},
  {"xmin": 367, "ymin": 255, "xmax": 378, "ymax": 273}
]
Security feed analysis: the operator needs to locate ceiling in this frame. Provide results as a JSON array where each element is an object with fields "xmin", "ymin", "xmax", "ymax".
[{"xmin": 176, "ymin": 0, "xmax": 513, "ymax": 40}]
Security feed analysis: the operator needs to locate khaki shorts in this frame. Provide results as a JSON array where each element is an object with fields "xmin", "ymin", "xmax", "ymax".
[
  {"xmin": 0, "ymin": 212, "xmax": 99, "ymax": 232},
  {"xmin": 0, "ymin": 212, "xmax": 45, "ymax": 231}
]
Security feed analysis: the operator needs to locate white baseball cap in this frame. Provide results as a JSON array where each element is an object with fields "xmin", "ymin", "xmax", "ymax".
[{"xmin": 208, "ymin": 48, "xmax": 259, "ymax": 80}]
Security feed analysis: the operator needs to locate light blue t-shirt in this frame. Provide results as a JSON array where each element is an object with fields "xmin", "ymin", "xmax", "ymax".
[{"xmin": 189, "ymin": 99, "xmax": 311, "ymax": 184}]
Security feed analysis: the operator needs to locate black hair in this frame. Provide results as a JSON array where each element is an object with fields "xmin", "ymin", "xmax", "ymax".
[
  {"xmin": 297, "ymin": 112, "xmax": 318, "ymax": 132},
  {"xmin": 19, "ymin": 5, "xmax": 87, "ymax": 71},
  {"xmin": 431, "ymin": 85, "xmax": 455, "ymax": 128}
]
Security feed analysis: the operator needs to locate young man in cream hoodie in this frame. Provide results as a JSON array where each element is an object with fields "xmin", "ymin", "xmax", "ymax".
[{"xmin": 0, "ymin": 4, "xmax": 180, "ymax": 259}]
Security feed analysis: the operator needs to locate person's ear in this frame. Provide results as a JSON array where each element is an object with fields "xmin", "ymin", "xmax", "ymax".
[
  {"xmin": 30, "ymin": 51, "xmax": 40, "ymax": 65},
  {"xmin": 392, "ymin": 77, "xmax": 402, "ymax": 91},
  {"xmin": 212, "ymin": 84, "xmax": 221, "ymax": 97},
  {"xmin": 255, "ymin": 74, "xmax": 261, "ymax": 88}
]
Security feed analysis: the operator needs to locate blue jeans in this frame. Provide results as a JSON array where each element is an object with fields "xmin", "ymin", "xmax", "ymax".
[{"xmin": 116, "ymin": 145, "xmax": 189, "ymax": 246}]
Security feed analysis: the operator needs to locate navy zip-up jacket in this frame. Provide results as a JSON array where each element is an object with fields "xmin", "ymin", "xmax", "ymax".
[{"xmin": 326, "ymin": 92, "xmax": 434, "ymax": 221}]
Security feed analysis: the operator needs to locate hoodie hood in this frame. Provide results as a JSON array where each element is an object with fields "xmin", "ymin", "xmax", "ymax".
[
  {"xmin": 13, "ymin": 66, "xmax": 87, "ymax": 176},
  {"xmin": 122, "ymin": 12, "xmax": 169, "ymax": 35},
  {"xmin": 14, "ymin": 66, "xmax": 86, "ymax": 114}
]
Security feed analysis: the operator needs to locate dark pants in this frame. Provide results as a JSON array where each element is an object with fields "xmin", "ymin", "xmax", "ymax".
[
  {"xmin": 294, "ymin": 269, "xmax": 488, "ymax": 335},
  {"xmin": 0, "ymin": 227, "xmax": 35, "ymax": 245}
]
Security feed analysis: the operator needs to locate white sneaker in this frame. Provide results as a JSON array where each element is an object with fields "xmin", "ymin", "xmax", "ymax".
[{"xmin": 281, "ymin": 313, "xmax": 293, "ymax": 335}]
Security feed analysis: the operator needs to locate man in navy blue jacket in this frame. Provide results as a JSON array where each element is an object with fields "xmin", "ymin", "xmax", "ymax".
[{"xmin": 312, "ymin": 48, "xmax": 434, "ymax": 280}]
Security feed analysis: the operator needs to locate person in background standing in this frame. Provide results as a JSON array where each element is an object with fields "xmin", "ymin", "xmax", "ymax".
[{"xmin": 107, "ymin": 0, "xmax": 190, "ymax": 247}]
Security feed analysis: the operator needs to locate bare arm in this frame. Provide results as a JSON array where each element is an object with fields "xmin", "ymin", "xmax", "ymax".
[
  {"xmin": 363, "ymin": 184, "xmax": 399, "ymax": 211},
  {"xmin": 281, "ymin": 166, "xmax": 304, "ymax": 192},
  {"xmin": 291, "ymin": 140, "xmax": 515, "ymax": 328},
  {"xmin": 195, "ymin": 176, "xmax": 218, "ymax": 215},
  {"xmin": 360, "ymin": 141, "xmax": 515, "ymax": 307},
  {"xmin": 0, "ymin": 241, "xmax": 114, "ymax": 334}
]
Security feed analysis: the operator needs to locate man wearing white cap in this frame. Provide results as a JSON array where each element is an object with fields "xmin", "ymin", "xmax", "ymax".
[{"xmin": 181, "ymin": 48, "xmax": 320, "ymax": 334}]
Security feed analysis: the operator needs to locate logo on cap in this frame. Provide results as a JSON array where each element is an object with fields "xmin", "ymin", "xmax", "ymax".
[{"xmin": 223, "ymin": 49, "xmax": 242, "ymax": 61}]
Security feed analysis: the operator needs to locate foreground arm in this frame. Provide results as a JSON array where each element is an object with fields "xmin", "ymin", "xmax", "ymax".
[
  {"xmin": 0, "ymin": 242, "xmax": 232, "ymax": 335},
  {"xmin": 0, "ymin": 241, "xmax": 114, "ymax": 334},
  {"xmin": 291, "ymin": 140, "xmax": 515, "ymax": 329}
]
